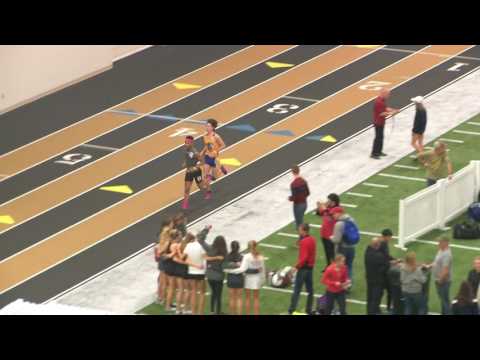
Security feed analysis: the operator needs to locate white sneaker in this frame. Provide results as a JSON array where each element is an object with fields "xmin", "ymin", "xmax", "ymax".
[{"xmin": 175, "ymin": 310, "xmax": 183, "ymax": 315}]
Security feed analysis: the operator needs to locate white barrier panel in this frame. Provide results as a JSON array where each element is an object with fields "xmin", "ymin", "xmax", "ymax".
[{"xmin": 397, "ymin": 160, "xmax": 480, "ymax": 250}]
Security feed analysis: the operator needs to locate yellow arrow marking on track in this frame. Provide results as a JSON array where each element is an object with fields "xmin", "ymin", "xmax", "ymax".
[
  {"xmin": 266, "ymin": 61, "xmax": 295, "ymax": 69},
  {"xmin": 99, "ymin": 185, "xmax": 134, "ymax": 195},
  {"xmin": 321, "ymin": 135, "xmax": 337, "ymax": 143},
  {"xmin": 173, "ymin": 82, "xmax": 202, "ymax": 90},
  {"xmin": 219, "ymin": 158, "xmax": 242, "ymax": 167},
  {"xmin": 0, "ymin": 215, "xmax": 15, "ymax": 225}
]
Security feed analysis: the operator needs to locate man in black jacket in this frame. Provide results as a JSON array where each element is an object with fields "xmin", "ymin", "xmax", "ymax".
[
  {"xmin": 379, "ymin": 229, "xmax": 400, "ymax": 313},
  {"xmin": 365, "ymin": 237, "xmax": 390, "ymax": 315}
]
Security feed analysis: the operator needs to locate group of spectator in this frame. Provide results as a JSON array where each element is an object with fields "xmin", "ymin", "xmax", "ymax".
[
  {"xmin": 287, "ymin": 165, "xmax": 479, "ymax": 315},
  {"xmin": 154, "ymin": 213, "xmax": 265, "ymax": 315}
]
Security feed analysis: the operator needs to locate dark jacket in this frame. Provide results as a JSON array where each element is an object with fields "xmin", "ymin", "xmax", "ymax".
[
  {"xmin": 197, "ymin": 228, "xmax": 225, "ymax": 282},
  {"xmin": 451, "ymin": 301, "xmax": 479, "ymax": 315},
  {"xmin": 379, "ymin": 240, "xmax": 394, "ymax": 262},
  {"xmin": 467, "ymin": 269, "xmax": 480, "ymax": 295},
  {"xmin": 364, "ymin": 246, "xmax": 390, "ymax": 285}
]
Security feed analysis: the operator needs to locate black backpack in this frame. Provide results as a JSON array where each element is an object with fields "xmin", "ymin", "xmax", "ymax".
[{"xmin": 453, "ymin": 221, "xmax": 480, "ymax": 240}]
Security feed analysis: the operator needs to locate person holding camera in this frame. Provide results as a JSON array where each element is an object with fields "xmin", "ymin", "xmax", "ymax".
[{"xmin": 400, "ymin": 251, "xmax": 428, "ymax": 315}]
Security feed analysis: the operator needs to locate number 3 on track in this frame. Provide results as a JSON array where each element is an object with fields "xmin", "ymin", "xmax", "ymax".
[
  {"xmin": 359, "ymin": 80, "xmax": 391, "ymax": 91},
  {"xmin": 267, "ymin": 104, "xmax": 300, "ymax": 114}
]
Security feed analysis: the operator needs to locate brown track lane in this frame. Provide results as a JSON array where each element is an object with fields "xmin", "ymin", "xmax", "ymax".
[
  {"xmin": 0, "ymin": 45, "xmax": 378, "ymax": 234},
  {"xmin": 0, "ymin": 45, "xmax": 472, "ymax": 294},
  {"xmin": 0, "ymin": 45, "xmax": 295, "ymax": 176}
]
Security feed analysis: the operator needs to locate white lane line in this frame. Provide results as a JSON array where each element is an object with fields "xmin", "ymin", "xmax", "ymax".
[
  {"xmin": 278, "ymin": 232, "xmax": 297, "ymax": 238},
  {"xmin": 44, "ymin": 53, "xmax": 480, "ymax": 304},
  {"xmin": 371, "ymin": 46, "xmax": 480, "ymax": 62},
  {"xmin": 341, "ymin": 203, "xmax": 358, "ymax": 208},
  {"xmin": 453, "ymin": 129, "xmax": 480, "ymax": 136},
  {"xmin": 0, "ymin": 45, "xmax": 380, "ymax": 236},
  {"xmin": 283, "ymin": 95, "xmax": 320, "ymax": 103},
  {"xmin": 378, "ymin": 173, "xmax": 425, "ymax": 182},
  {"xmin": 361, "ymin": 182, "xmax": 389, "ymax": 188},
  {"xmin": 394, "ymin": 164, "xmax": 420, "ymax": 170},
  {"xmin": 0, "ymin": 46, "xmax": 296, "ymax": 179},
  {"xmin": 414, "ymin": 239, "xmax": 480, "ymax": 251},
  {"xmin": 467, "ymin": 121, "xmax": 480, "ymax": 126},
  {"xmin": 424, "ymin": 146, "xmax": 450, "ymax": 152},
  {"xmin": 109, "ymin": 110, "xmax": 210, "ymax": 125},
  {"xmin": 439, "ymin": 138, "xmax": 464, "ymax": 144},
  {"xmin": 259, "ymin": 243, "xmax": 287, "ymax": 250},
  {"xmin": 262, "ymin": 286, "xmax": 440, "ymax": 314},
  {"xmin": 80, "ymin": 143, "xmax": 120, "ymax": 152},
  {"xmin": 345, "ymin": 192, "xmax": 373, "ymax": 198}
]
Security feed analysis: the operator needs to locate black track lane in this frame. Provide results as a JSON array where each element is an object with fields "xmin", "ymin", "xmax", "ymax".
[
  {"xmin": 1, "ymin": 46, "xmax": 478, "ymax": 305},
  {"xmin": 0, "ymin": 46, "xmax": 336, "ymax": 204},
  {"xmin": 0, "ymin": 47, "xmax": 417, "ymax": 260},
  {"xmin": 0, "ymin": 46, "xmax": 247, "ymax": 155}
]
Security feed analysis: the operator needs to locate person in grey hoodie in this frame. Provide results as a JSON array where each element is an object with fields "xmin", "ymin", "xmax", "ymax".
[
  {"xmin": 400, "ymin": 251, "xmax": 428, "ymax": 315},
  {"xmin": 331, "ymin": 208, "xmax": 358, "ymax": 286},
  {"xmin": 197, "ymin": 225, "xmax": 228, "ymax": 315}
]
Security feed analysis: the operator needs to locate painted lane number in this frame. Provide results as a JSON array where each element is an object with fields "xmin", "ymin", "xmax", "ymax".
[
  {"xmin": 267, "ymin": 103, "xmax": 300, "ymax": 114},
  {"xmin": 359, "ymin": 80, "xmax": 391, "ymax": 91},
  {"xmin": 55, "ymin": 153, "xmax": 93, "ymax": 165},
  {"xmin": 448, "ymin": 62, "xmax": 469, "ymax": 72}
]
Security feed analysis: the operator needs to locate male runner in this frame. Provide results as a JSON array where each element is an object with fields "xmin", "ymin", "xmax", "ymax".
[
  {"xmin": 182, "ymin": 135, "xmax": 206, "ymax": 209},
  {"xmin": 200, "ymin": 119, "xmax": 227, "ymax": 199}
]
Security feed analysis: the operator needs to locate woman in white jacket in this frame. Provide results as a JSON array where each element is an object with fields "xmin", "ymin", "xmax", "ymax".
[{"xmin": 224, "ymin": 240, "xmax": 265, "ymax": 315}]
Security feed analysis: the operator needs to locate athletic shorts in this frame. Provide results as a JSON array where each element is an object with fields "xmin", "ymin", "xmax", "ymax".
[
  {"xmin": 185, "ymin": 167, "xmax": 203, "ymax": 185},
  {"xmin": 185, "ymin": 273, "xmax": 205, "ymax": 281},
  {"xmin": 204, "ymin": 155, "xmax": 216, "ymax": 168}
]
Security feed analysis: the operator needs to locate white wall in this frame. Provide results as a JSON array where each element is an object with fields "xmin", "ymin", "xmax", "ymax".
[{"xmin": 0, "ymin": 45, "xmax": 151, "ymax": 114}]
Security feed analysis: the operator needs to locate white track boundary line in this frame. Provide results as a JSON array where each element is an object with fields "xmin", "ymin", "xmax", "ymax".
[
  {"xmin": 42, "ymin": 47, "xmax": 480, "ymax": 303},
  {"xmin": 453, "ymin": 129, "xmax": 480, "ymax": 136},
  {"xmin": 467, "ymin": 121, "xmax": 480, "ymax": 126},
  {"xmin": 80, "ymin": 144, "xmax": 120, "ymax": 152},
  {"xmin": 283, "ymin": 95, "xmax": 320, "ymax": 103},
  {"xmin": 378, "ymin": 173, "xmax": 425, "ymax": 182},
  {"xmin": 439, "ymin": 138, "xmax": 464, "ymax": 144},
  {"xmin": 341, "ymin": 203, "xmax": 358, "ymax": 208},
  {"xmin": 0, "ymin": 46, "xmax": 297, "ymax": 180},
  {"xmin": 259, "ymin": 243, "xmax": 287, "ymax": 250},
  {"xmin": 0, "ymin": 45, "xmax": 382, "ymax": 236},
  {"xmin": 394, "ymin": 164, "xmax": 420, "ymax": 170},
  {"xmin": 361, "ymin": 182, "xmax": 389, "ymax": 188},
  {"xmin": 113, "ymin": 45, "xmax": 153, "ymax": 62},
  {"xmin": 345, "ymin": 192, "xmax": 372, "ymax": 198}
]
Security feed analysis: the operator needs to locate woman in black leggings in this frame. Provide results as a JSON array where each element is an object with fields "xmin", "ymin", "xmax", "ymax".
[{"xmin": 197, "ymin": 225, "xmax": 227, "ymax": 315}]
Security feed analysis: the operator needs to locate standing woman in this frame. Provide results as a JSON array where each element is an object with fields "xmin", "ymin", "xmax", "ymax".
[
  {"xmin": 400, "ymin": 251, "xmax": 427, "ymax": 315},
  {"xmin": 173, "ymin": 213, "xmax": 188, "ymax": 238},
  {"xmin": 155, "ymin": 219, "xmax": 174, "ymax": 305},
  {"xmin": 223, "ymin": 241, "xmax": 244, "ymax": 315},
  {"xmin": 225, "ymin": 240, "xmax": 265, "ymax": 315},
  {"xmin": 164, "ymin": 229, "xmax": 182, "ymax": 312},
  {"xmin": 200, "ymin": 119, "xmax": 227, "ymax": 200},
  {"xmin": 321, "ymin": 254, "xmax": 350, "ymax": 315},
  {"xmin": 184, "ymin": 229, "xmax": 208, "ymax": 315},
  {"xmin": 172, "ymin": 232, "xmax": 197, "ymax": 314},
  {"xmin": 410, "ymin": 96, "xmax": 427, "ymax": 157},
  {"xmin": 197, "ymin": 226, "xmax": 228, "ymax": 315}
]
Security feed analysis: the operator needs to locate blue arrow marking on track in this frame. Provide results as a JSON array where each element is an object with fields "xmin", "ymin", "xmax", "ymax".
[
  {"xmin": 305, "ymin": 135, "xmax": 324, "ymax": 141},
  {"xmin": 267, "ymin": 129, "xmax": 294, "ymax": 137},
  {"xmin": 227, "ymin": 124, "xmax": 256, "ymax": 133}
]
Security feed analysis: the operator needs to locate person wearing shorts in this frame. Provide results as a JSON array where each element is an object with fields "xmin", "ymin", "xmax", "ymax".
[
  {"xmin": 183, "ymin": 228, "xmax": 209, "ymax": 315},
  {"xmin": 182, "ymin": 136, "xmax": 206, "ymax": 210},
  {"xmin": 200, "ymin": 119, "xmax": 227, "ymax": 200},
  {"xmin": 224, "ymin": 240, "xmax": 265, "ymax": 315},
  {"xmin": 410, "ymin": 96, "xmax": 427, "ymax": 157},
  {"xmin": 223, "ymin": 241, "xmax": 244, "ymax": 315}
]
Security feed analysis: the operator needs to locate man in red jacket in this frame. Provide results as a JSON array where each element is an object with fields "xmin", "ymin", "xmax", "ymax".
[
  {"xmin": 289, "ymin": 165, "xmax": 310, "ymax": 229},
  {"xmin": 288, "ymin": 223, "xmax": 316, "ymax": 315},
  {"xmin": 322, "ymin": 254, "xmax": 351, "ymax": 315},
  {"xmin": 371, "ymin": 88, "xmax": 399, "ymax": 159}
]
